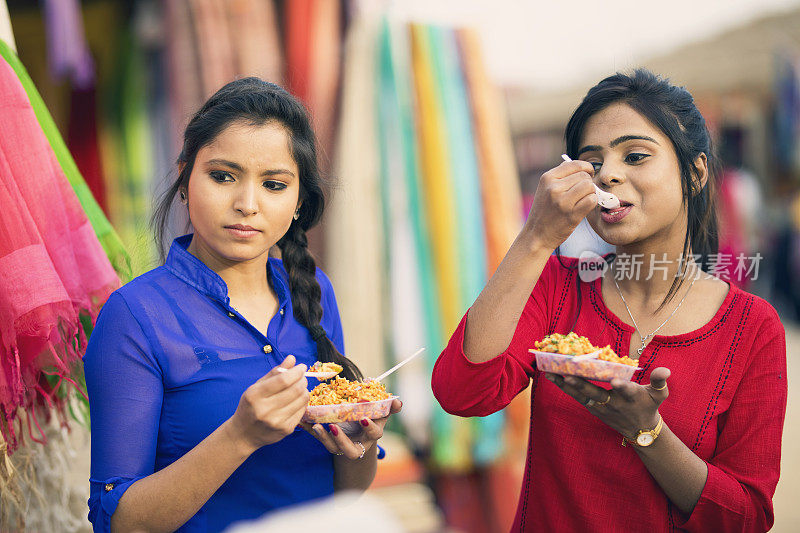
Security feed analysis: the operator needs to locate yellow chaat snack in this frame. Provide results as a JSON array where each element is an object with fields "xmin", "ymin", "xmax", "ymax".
[
  {"xmin": 308, "ymin": 376, "xmax": 391, "ymax": 405},
  {"xmin": 309, "ymin": 361, "xmax": 343, "ymax": 374},
  {"xmin": 535, "ymin": 332, "xmax": 637, "ymax": 367}
]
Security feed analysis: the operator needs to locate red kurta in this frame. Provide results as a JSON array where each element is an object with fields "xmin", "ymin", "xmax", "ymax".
[{"xmin": 432, "ymin": 255, "xmax": 787, "ymax": 532}]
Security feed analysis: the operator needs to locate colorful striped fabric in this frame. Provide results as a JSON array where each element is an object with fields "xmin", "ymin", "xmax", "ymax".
[{"xmin": 376, "ymin": 19, "xmax": 437, "ymax": 453}]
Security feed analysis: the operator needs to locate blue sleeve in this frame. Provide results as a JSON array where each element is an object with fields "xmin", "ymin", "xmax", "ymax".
[
  {"xmin": 317, "ymin": 269, "xmax": 345, "ymax": 355},
  {"xmin": 83, "ymin": 292, "xmax": 164, "ymax": 532}
]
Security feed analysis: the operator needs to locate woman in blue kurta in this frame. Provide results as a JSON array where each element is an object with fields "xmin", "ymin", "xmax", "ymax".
[{"xmin": 84, "ymin": 78, "xmax": 400, "ymax": 532}]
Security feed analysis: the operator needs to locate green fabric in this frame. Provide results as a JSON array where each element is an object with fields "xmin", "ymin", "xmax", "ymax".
[
  {"xmin": 101, "ymin": 29, "xmax": 155, "ymax": 276},
  {"xmin": 379, "ymin": 21, "xmax": 468, "ymax": 467},
  {"xmin": 429, "ymin": 26, "xmax": 504, "ymax": 465},
  {"xmin": 0, "ymin": 38, "xmax": 131, "ymax": 282}
]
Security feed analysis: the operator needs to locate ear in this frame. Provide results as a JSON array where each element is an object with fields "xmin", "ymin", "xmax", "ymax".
[{"xmin": 691, "ymin": 153, "xmax": 708, "ymax": 195}]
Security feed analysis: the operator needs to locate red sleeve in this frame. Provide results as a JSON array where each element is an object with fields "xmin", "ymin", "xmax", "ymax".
[
  {"xmin": 431, "ymin": 255, "xmax": 563, "ymax": 417},
  {"xmin": 677, "ymin": 309, "xmax": 787, "ymax": 532}
]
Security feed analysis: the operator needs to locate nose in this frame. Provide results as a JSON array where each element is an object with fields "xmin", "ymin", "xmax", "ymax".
[
  {"xmin": 595, "ymin": 162, "xmax": 625, "ymax": 189},
  {"xmin": 233, "ymin": 182, "xmax": 258, "ymax": 216}
]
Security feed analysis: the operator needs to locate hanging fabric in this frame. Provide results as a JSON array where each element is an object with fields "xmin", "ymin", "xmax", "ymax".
[
  {"xmin": 228, "ymin": 0, "xmax": 284, "ymax": 84},
  {"xmin": 409, "ymin": 23, "xmax": 475, "ymax": 469},
  {"xmin": 0, "ymin": 0, "xmax": 15, "ymax": 52},
  {"xmin": 285, "ymin": 0, "xmax": 313, "ymax": 103},
  {"xmin": 429, "ymin": 26, "xmax": 505, "ymax": 466},
  {"xmin": 327, "ymin": 11, "xmax": 386, "ymax": 378},
  {"xmin": 308, "ymin": 0, "xmax": 341, "ymax": 160},
  {"xmin": 0, "ymin": 40, "xmax": 130, "ymax": 280},
  {"xmin": 458, "ymin": 28, "xmax": 523, "ymax": 276},
  {"xmin": 42, "ymin": 0, "xmax": 94, "ymax": 88},
  {"xmin": 0, "ymin": 49, "xmax": 120, "ymax": 451},
  {"xmin": 376, "ymin": 19, "xmax": 437, "ymax": 449},
  {"xmin": 67, "ymin": 86, "xmax": 107, "ymax": 214},
  {"xmin": 188, "ymin": 0, "xmax": 236, "ymax": 98}
]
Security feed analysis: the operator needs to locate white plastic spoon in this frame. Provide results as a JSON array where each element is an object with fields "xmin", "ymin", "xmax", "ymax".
[
  {"xmin": 372, "ymin": 347, "xmax": 426, "ymax": 383},
  {"xmin": 561, "ymin": 154, "xmax": 620, "ymax": 209},
  {"xmin": 276, "ymin": 364, "xmax": 340, "ymax": 380}
]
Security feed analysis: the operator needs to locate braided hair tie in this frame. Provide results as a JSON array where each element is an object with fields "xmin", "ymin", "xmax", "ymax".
[{"xmin": 310, "ymin": 325, "xmax": 327, "ymax": 342}]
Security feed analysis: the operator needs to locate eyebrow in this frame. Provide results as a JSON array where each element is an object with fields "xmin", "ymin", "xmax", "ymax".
[
  {"xmin": 205, "ymin": 158, "xmax": 295, "ymax": 177},
  {"xmin": 576, "ymin": 135, "xmax": 659, "ymax": 156}
]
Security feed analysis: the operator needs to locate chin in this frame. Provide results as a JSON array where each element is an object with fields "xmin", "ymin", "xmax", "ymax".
[{"xmin": 210, "ymin": 238, "xmax": 270, "ymax": 262}]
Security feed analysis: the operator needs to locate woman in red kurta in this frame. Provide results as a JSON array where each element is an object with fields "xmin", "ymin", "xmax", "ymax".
[{"xmin": 432, "ymin": 69, "xmax": 787, "ymax": 532}]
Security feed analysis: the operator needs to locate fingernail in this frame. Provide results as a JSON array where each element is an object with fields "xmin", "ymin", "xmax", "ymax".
[
  {"xmin": 329, "ymin": 425, "xmax": 339, "ymax": 436},
  {"xmin": 564, "ymin": 376, "xmax": 576, "ymax": 385},
  {"xmin": 360, "ymin": 419, "xmax": 369, "ymax": 427},
  {"xmin": 314, "ymin": 424, "xmax": 323, "ymax": 434}
]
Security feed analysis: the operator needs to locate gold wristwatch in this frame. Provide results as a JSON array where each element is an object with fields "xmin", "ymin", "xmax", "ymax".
[{"xmin": 623, "ymin": 414, "xmax": 663, "ymax": 447}]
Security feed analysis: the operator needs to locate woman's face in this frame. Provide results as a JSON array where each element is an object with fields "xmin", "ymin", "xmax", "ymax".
[
  {"xmin": 185, "ymin": 120, "xmax": 300, "ymax": 264},
  {"xmin": 581, "ymin": 102, "xmax": 688, "ymax": 249}
]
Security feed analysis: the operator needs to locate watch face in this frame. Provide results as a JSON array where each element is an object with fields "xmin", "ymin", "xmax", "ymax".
[{"xmin": 637, "ymin": 433, "xmax": 654, "ymax": 446}]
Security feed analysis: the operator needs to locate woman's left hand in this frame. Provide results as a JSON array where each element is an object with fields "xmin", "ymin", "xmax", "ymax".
[
  {"xmin": 544, "ymin": 367, "xmax": 670, "ymax": 440},
  {"xmin": 302, "ymin": 398, "xmax": 402, "ymax": 460}
]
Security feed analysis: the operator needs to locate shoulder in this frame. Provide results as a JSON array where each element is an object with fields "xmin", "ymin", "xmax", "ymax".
[
  {"xmin": 113, "ymin": 265, "xmax": 172, "ymax": 302},
  {"xmin": 96, "ymin": 265, "xmax": 173, "ymax": 323},
  {"xmin": 725, "ymin": 283, "xmax": 782, "ymax": 332}
]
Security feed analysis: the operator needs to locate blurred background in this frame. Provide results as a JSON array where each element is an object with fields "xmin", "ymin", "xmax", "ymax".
[{"xmin": 1, "ymin": 0, "xmax": 799, "ymax": 531}]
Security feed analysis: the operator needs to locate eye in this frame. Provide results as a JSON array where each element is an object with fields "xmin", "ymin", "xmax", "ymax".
[
  {"xmin": 589, "ymin": 161, "xmax": 603, "ymax": 172},
  {"xmin": 625, "ymin": 153, "xmax": 649, "ymax": 164},
  {"xmin": 263, "ymin": 180, "xmax": 288, "ymax": 191},
  {"xmin": 210, "ymin": 170, "xmax": 234, "ymax": 183}
]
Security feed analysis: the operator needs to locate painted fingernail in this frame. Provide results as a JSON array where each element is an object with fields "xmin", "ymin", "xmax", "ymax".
[
  {"xmin": 330, "ymin": 424, "xmax": 339, "ymax": 436},
  {"xmin": 360, "ymin": 419, "xmax": 369, "ymax": 427}
]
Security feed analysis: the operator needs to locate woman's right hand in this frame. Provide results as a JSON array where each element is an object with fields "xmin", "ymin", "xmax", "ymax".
[
  {"xmin": 523, "ymin": 159, "xmax": 598, "ymax": 251},
  {"xmin": 227, "ymin": 355, "xmax": 309, "ymax": 453}
]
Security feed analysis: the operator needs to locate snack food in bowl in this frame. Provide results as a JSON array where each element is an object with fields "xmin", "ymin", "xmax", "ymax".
[
  {"xmin": 303, "ymin": 377, "xmax": 398, "ymax": 434},
  {"xmin": 309, "ymin": 361, "xmax": 343, "ymax": 374},
  {"xmin": 530, "ymin": 332, "xmax": 640, "ymax": 382}
]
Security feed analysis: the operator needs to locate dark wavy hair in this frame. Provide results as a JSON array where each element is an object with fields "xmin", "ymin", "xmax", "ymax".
[
  {"xmin": 152, "ymin": 77, "xmax": 362, "ymax": 380},
  {"xmin": 561, "ymin": 68, "xmax": 719, "ymax": 314}
]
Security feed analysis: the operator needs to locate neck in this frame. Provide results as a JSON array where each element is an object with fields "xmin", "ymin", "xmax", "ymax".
[
  {"xmin": 610, "ymin": 246, "xmax": 696, "ymax": 308},
  {"xmin": 187, "ymin": 238, "xmax": 271, "ymax": 300}
]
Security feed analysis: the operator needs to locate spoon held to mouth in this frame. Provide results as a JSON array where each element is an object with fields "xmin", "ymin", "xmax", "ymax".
[{"xmin": 561, "ymin": 154, "xmax": 621, "ymax": 209}]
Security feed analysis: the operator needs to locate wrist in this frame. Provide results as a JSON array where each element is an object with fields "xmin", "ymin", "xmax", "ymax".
[
  {"xmin": 517, "ymin": 230, "xmax": 556, "ymax": 258},
  {"xmin": 221, "ymin": 418, "xmax": 259, "ymax": 458},
  {"xmin": 623, "ymin": 413, "xmax": 664, "ymax": 448}
]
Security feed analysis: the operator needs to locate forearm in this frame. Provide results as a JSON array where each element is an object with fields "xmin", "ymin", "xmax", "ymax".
[
  {"xmin": 111, "ymin": 419, "xmax": 256, "ymax": 533},
  {"xmin": 463, "ymin": 234, "xmax": 553, "ymax": 362},
  {"xmin": 634, "ymin": 422, "xmax": 708, "ymax": 514},
  {"xmin": 333, "ymin": 445, "xmax": 378, "ymax": 492}
]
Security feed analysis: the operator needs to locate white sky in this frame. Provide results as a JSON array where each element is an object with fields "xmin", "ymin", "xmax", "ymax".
[{"xmin": 391, "ymin": 0, "xmax": 800, "ymax": 89}]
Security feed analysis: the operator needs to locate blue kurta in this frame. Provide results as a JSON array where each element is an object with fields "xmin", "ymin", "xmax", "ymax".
[{"xmin": 84, "ymin": 235, "xmax": 342, "ymax": 532}]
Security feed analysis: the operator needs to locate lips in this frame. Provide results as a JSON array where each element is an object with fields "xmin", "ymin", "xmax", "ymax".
[
  {"xmin": 225, "ymin": 224, "xmax": 260, "ymax": 232},
  {"xmin": 600, "ymin": 201, "xmax": 633, "ymax": 223}
]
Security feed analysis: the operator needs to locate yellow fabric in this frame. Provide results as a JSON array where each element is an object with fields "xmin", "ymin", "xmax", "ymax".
[{"xmin": 409, "ymin": 24, "xmax": 462, "ymax": 333}]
